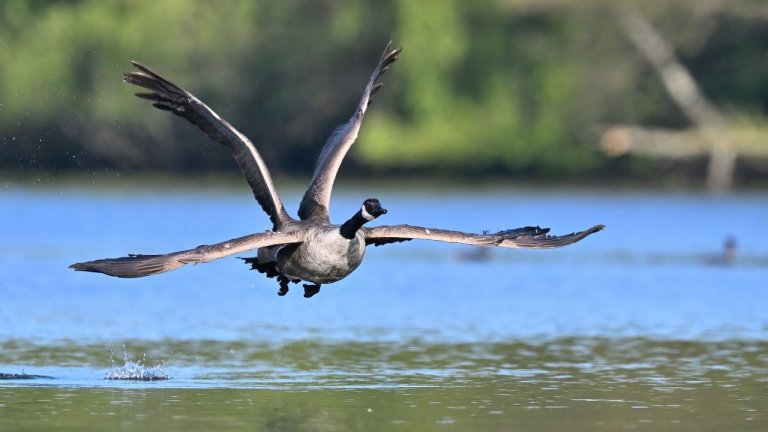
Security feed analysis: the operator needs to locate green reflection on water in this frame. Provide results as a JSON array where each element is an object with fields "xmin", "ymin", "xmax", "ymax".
[
  {"xmin": 1, "ymin": 382, "xmax": 765, "ymax": 431},
  {"xmin": 1, "ymin": 338, "xmax": 766, "ymax": 431}
]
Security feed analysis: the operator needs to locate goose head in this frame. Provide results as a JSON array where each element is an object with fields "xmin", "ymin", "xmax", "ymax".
[
  {"xmin": 339, "ymin": 198, "xmax": 387, "ymax": 239},
  {"xmin": 361, "ymin": 198, "xmax": 387, "ymax": 220}
]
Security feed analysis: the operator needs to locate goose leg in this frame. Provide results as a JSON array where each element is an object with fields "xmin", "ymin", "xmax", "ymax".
[
  {"xmin": 302, "ymin": 283, "xmax": 321, "ymax": 298},
  {"xmin": 277, "ymin": 275, "xmax": 290, "ymax": 296}
]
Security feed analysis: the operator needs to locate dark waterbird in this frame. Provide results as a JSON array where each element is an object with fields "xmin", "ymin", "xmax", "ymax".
[{"xmin": 70, "ymin": 42, "xmax": 604, "ymax": 298}]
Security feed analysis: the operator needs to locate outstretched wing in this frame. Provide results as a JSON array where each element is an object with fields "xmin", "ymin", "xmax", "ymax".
[
  {"xmin": 69, "ymin": 230, "xmax": 305, "ymax": 278},
  {"xmin": 124, "ymin": 62, "xmax": 292, "ymax": 229},
  {"xmin": 298, "ymin": 42, "xmax": 402, "ymax": 223},
  {"xmin": 363, "ymin": 224, "xmax": 605, "ymax": 248}
]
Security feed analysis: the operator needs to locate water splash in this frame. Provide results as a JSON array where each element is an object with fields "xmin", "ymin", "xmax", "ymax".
[{"xmin": 105, "ymin": 347, "xmax": 169, "ymax": 381}]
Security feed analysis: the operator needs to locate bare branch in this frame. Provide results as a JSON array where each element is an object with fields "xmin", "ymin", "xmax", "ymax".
[
  {"xmin": 614, "ymin": 6, "xmax": 737, "ymax": 191},
  {"xmin": 601, "ymin": 125, "xmax": 768, "ymax": 160}
]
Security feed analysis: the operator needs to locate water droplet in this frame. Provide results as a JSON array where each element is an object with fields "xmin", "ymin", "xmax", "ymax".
[{"xmin": 105, "ymin": 350, "xmax": 169, "ymax": 381}]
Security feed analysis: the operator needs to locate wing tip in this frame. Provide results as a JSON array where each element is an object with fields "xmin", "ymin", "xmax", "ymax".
[
  {"xmin": 68, "ymin": 260, "xmax": 124, "ymax": 277},
  {"xmin": 69, "ymin": 262, "xmax": 88, "ymax": 271},
  {"xmin": 68, "ymin": 255, "xmax": 171, "ymax": 278},
  {"xmin": 124, "ymin": 61, "xmax": 187, "ymax": 97},
  {"xmin": 500, "ymin": 222, "xmax": 604, "ymax": 249},
  {"xmin": 566, "ymin": 224, "xmax": 605, "ymax": 242},
  {"xmin": 128, "ymin": 60, "xmax": 161, "ymax": 78},
  {"xmin": 586, "ymin": 224, "xmax": 606, "ymax": 234}
]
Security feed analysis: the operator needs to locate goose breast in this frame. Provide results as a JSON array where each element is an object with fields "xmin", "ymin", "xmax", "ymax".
[{"xmin": 277, "ymin": 228, "xmax": 366, "ymax": 284}]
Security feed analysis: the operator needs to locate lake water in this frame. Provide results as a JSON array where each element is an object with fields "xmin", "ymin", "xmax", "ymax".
[{"xmin": 1, "ymin": 183, "xmax": 767, "ymax": 431}]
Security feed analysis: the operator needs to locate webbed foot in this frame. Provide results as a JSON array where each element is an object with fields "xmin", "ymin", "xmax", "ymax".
[
  {"xmin": 303, "ymin": 283, "xmax": 321, "ymax": 298},
  {"xmin": 277, "ymin": 275, "xmax": 290, "ymax": 296}
]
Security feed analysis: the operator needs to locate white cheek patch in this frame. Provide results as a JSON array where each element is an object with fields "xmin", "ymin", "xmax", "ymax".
[{"xmin": 361, "ymin": 205, "xmax": 375, "ymax": 221}]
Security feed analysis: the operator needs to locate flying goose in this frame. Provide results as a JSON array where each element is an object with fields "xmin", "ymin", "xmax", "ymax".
[{"xmin": 70, "ymin": 42, "xmax": 604, "ymax": 298}]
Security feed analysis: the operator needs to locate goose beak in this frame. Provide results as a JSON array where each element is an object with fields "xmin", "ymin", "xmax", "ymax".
[
  {"xmin": 368, "ymin": 206, "xmax": 387, "ymax": 218},
  {"xmin": 363, "ymin": 198, "xmax": 387, "ymax": 218}
]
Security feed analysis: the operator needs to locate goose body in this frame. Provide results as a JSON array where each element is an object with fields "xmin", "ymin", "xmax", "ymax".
[
  {"xmin": 70, "ymin": 42, "xmax": 604, "ymax": 297},
  {"xmin": 276, "ymin": 199, "xmax": 386, "ymax": 287},
  {"xmin": 278, "ymin": 228, "xmax": 366, "ymax": 284}
]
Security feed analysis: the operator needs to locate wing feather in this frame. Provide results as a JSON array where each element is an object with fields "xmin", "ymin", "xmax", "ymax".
[
  {"xmin": 124, "ymin": 62, "xmax": 292, "ymax": 229},
  {"xmin": 364, "ymin": 224, "xmax": 604, "ymax": 249},
  {"xmin": 298, "ymin": 42, "xmax": 402, "ymax": 222},
  {"xmin": 69, "ymin": 230, "xmax": 305, "ymax": 278}
]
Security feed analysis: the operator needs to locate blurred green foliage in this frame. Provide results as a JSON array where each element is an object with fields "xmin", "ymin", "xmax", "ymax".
[{"xmin": 1, "ymin": 0, "xmax": 767, "ymax": 181}]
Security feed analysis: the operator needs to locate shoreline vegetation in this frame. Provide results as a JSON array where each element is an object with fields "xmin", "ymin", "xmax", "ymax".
[{"xmin": 1, "ymin": 1, "xmax": 767, "ymax": 189}]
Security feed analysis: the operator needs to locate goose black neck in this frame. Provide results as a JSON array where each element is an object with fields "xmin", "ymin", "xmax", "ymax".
[{"xmin": 339, "ymin": 210, "xmax": 369, "ymax": 239}]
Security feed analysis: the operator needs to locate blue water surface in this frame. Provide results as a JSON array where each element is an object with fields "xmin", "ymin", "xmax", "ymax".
[{"xmin": 1, "ymin": 184, "xmax": 766, "ymax": 344}]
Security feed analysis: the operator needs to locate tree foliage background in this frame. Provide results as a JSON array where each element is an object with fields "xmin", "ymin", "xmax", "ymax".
[{"xmin": 1, "ymin": 0, "xmax": 767, "ymax": 183}]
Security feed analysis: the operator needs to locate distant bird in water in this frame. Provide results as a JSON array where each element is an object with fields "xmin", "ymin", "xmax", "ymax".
[
  {"xmin": 70, "ymin": 42, "xmax": 604, "ymax": 298},
  {"xmin": 456, "ymin": 246, "xmax": 493, "ymax": 262},
  {"xmin": 705, "ymin": 235, "xmax": 737, "ymax": 266}
]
